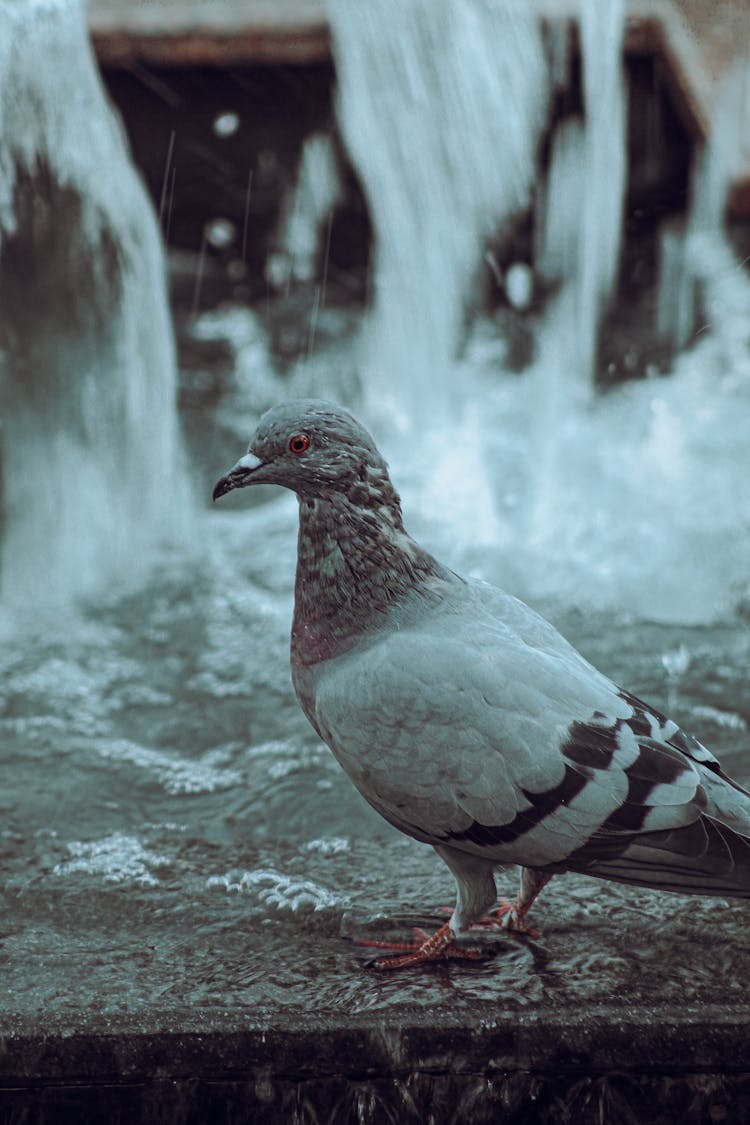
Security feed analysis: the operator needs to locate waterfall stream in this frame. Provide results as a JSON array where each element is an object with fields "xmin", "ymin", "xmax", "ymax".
[
  {"xmin": 329, "ymin": 0, "xmax": 549, "ymax": 423},
  {"xmin": 0, "ymin": 0, "xmax": 188, "ymax": 609},
  {"xmin": 326, "ymin": 0, "xmax": 750, "ymax": 624}
]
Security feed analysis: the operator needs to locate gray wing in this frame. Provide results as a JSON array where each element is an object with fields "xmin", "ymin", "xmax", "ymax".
[
  {"xmin": 312, "ymin": 596, "xmax": 750, "ymax": 898},
  {"xmin": 547, "ymin": 690, "xmax": 750, "ymax": 896}
]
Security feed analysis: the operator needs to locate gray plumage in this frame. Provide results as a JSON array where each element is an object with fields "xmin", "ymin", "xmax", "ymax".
[{"xmin": 213, "ymin": 399, "xmax": 750, "ymax": 957}]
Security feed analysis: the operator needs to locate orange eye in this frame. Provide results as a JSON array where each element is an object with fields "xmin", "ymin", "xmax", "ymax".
[{"xmin": 289, "ymin": 433, "xmax": 310, "ymax": 454}]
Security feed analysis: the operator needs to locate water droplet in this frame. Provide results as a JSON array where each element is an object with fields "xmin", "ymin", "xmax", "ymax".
[
  {"xmin": 661, "ymin": 644, "xmax": 690, "ymax": 678},
  {"xmin": 213, "ymin": 111, "xmax": 240, "ymax": 138},
  {"xmin": 205, "ymin": 218, "xmax": 237, "ymax": 250}
]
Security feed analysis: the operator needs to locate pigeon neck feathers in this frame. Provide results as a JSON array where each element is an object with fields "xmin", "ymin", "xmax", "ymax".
[{"xmin": 292, "ymin": 468, "xmax": 448, "ymax": 666}]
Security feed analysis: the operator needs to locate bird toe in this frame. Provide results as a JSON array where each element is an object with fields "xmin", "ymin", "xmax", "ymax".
[{"xmin": 355, "ymin": 921, "xmax": 486, "ymax": 969}]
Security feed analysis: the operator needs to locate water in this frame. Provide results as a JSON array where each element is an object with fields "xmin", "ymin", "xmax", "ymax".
[
  {"xmin": 3, "ymin": 550, "xmax": 749, "ymax": 1016},
  {"xmin": 0, "ymin": 0, "xmax": 187, "ymax": 608},
  {"xmin": 576, "ymin": 0, "xmax": 627, "ymax": 387},
  {"xmin": 537, "ymin": 1, "xmax": 626, "ymax": 396},
  {"xmin": 4, "ymin": 306, "xmax": 750, "ymax": 1016},
  {"xmin": 329, "ymin": 0, "xmax": 548, "ymax": 422},
  {"xmin": 2, "ymin": 0, "xmax": 750, "ymax": 1022},
  {"xmin": 267, "ymin": 131, "xmax": 343, "ymax": 291}
]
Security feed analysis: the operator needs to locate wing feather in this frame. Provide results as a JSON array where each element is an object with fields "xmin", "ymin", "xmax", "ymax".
[{"xmin": 311, "ymin": 589, "xmax": 750, "ymax": 894}]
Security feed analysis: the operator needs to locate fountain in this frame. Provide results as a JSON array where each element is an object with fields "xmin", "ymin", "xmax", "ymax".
[
  {"xmin": 326, "ymin": 0, "xmax": 750, "ymax": 624},
  {"xmin": 2, "ymin": 0, "xmax": 750, "ymax": 1120},
  {"xmin": 0, "ymin": 0, "xmax": 187, "ymax": 610},
  {"xmin": 328, "ymin": 0, "xmax": 549, "ymax": 423},
  {"xmin": 266, "ymin": 131, "xmax": 344, "ymax": 292}
]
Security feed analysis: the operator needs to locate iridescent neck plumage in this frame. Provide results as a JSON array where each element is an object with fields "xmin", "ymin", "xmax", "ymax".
[{"xmin": 291, "ymin": 471, "xmax": 446, "ymax": 665}]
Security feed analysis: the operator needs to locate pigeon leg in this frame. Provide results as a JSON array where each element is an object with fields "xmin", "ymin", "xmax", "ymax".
[
  {"xmin": 357, "ymin": 848, "xmax": 500, "ymax": 969},
  {"xmin": 358, "ymin": 922, "xmax": 484, "ymax": 970},
  {"xmin": 494, "ymin": 867, "xmax": 551, "ymax": 933},
  {"xmin": 436, "ymin": 865, "xmax": 551, "ymax": 934}
]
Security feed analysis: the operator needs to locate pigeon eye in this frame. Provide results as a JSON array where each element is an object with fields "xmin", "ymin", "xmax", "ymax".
[{"xmin": 289, "ymin": 433, "xmax": 310, "ymax": 454}]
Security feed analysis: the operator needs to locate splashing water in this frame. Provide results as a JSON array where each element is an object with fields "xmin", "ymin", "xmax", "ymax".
[
  {"xmin": 0, "ymin": 0, "xmax": 188, "ymax": 610},
  {"xmin": 326, "ymin": 0, "xmax": 750, "ymax": 623}
]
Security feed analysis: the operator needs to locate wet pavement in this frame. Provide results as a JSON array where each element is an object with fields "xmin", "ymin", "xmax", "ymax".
[
  {"xmin": 3, "ymin": 884, "xmax": 750, "ymax": 1123},
  {"xmin": 3, "ymin": 641, "xmax": 750, "ymax": 1123}
]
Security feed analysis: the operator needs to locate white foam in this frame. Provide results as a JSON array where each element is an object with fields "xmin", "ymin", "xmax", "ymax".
[
  {"xmin": 53, "ymin": 832, "xmax": 169, "ymax": 886},
  {"xmin": 303, "ymin": 836, "xmax": 351, "ymax": 856},
  {"xmin": 208, "ymin": 868, "xmax": 349, "ymax": 913},
  {"xmin": 98, "ymin": 739, "xmax": 243, "ymax": 795}
]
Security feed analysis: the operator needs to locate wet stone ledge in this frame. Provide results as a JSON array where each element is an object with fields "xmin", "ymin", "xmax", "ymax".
[
  {"xmin": 4, "ymin": 849, "xmax": 750, "ymax": 1124},
  {"xmin": 1, "ymin": 1009, "xmax": 750, "ymax": 1124}
]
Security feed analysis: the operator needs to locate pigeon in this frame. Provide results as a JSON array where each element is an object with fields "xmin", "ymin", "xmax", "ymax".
[{"xmin": 213, "ymin": 399, "xmax": 750, "ymax": 968}]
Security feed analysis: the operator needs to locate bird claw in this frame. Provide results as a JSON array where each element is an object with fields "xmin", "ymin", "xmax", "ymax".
[
  {"xmin": 493, "ymin": 897, "xmax": 540, "ymax": 937},
  {"xmin": 376, "ymin": 882, "xmax": 544, "ymax": 961},
  {"xmin": 355, "ymin": 921, "xmax": 484, "ymax": 970},
  {"xmin": 436, "ymin": 900, "xmax": 540, "ymax": 937},
  {"xmin": 355, "ymin": 925, "xmax": 430, "ymax": 953}
]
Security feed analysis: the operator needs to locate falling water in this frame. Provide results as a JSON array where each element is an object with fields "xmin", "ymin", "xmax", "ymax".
[
  {"xmin": 537, "ymin": 0, "xmax": 626, "ymax": 394},
  {"xmin": 526, "ymin": 0, "xmax": 627, "ymax": 556},
  {"xmin": 576, "ymin": 0, "xmax": 627, "ymax": 386},
  {"xmin": 0, "ymin": 0, "xmax": 187, "ymax": 609},
  {"xmin": 266, "ymin": 132, "xmax": 343, "ymax": 291},
  {"xmin": 328, "ymin": 0, "xmax": 549, "ymax": 424},
  {"xmin": 325, "ymin": 0, "xmax": 750, "ymax": 623}
]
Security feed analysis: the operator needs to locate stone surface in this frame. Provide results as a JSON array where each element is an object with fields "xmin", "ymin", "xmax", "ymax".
[
  {"xmin": 2, "ymin": 1006, "xmax": 750, "ymax": 1122},
  {"xmin": 88, "ymin": 0, "xmax": 330, "ymax": 65},
  {"xmin": 3, "ymin": 862, "xmax": 750, "ymax": 1121}
]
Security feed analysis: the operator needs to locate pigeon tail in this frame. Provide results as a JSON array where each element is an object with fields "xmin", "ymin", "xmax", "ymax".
[{"xmin": 571, "ymin": 813, "xmax": 750, "ymax": 899}]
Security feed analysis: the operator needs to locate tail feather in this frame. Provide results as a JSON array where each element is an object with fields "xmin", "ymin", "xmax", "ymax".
[
  {"xmin": 700, "ymin": 768, "xmax": 750, "ymax": 833},
  {"xmin": 577, "ymin": 815, "xmax": 750, "ymax": 899}
]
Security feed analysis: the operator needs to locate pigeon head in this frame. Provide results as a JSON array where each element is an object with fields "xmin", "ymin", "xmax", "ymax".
[{"xmin": 212, "ymin": 399, "xmax": 395, "ymax": 505}]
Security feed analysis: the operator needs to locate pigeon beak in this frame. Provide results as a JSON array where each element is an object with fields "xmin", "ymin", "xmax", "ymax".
[{"xmin": 212, "ymin": 452, "xmax": 264, "ymax": 501}]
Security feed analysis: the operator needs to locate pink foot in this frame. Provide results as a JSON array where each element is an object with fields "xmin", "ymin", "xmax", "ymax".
[
  {"xmin": 437, "ymin": 901, "xmax": 540, "ymax": 937},
  {"xmin": 356, "ymin": 921, "xmax": 484, "ymax": 970},
  {"xmin": 493, "ymin": 897, "xmax": 540, "ymax": 937}
]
